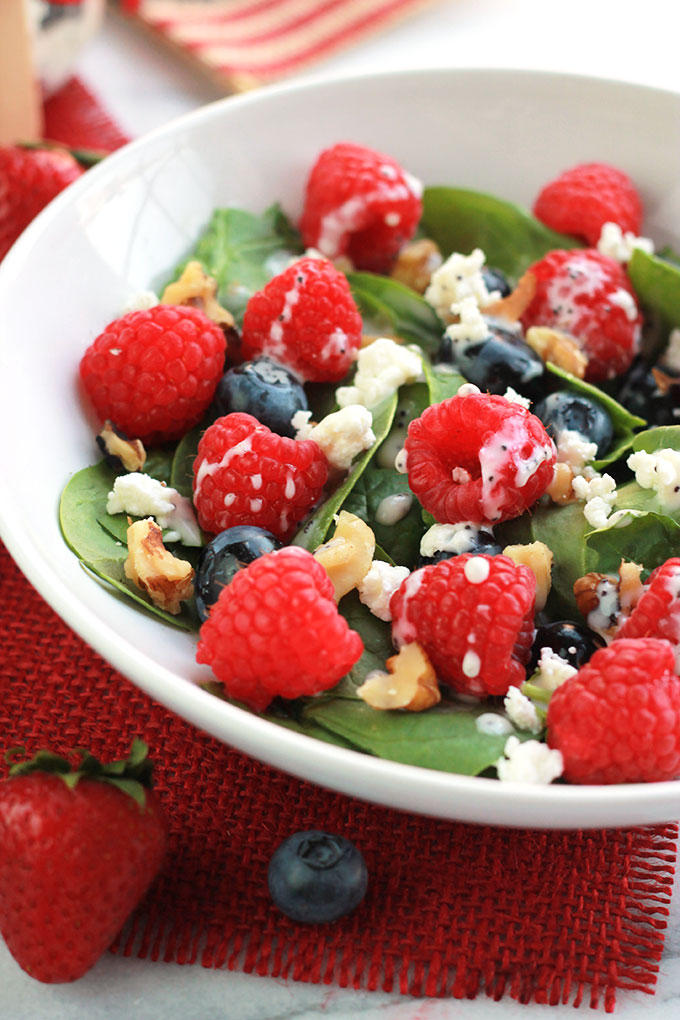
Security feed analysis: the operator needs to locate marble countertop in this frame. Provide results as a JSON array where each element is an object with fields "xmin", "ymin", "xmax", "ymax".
[{"xmin": 3, "ymin": 1, "xmax": 680, "ymax": 1015}]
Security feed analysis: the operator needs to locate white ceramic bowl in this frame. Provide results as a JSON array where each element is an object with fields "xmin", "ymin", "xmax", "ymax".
[{"xmin": 1, "ymin": 68, "xmax": 679, "ymax": 829}]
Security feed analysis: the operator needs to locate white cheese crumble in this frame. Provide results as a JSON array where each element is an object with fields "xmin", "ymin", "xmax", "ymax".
[
  {"xmin": 122, "ymin": 290, "xmax": 159, "ymax": 313},
  {"xmin": 106, "ymin": 473, "xmax": 202, "ymax": 546},
  {"xmin": 503, "ymin": 387, "xmax": 531, "ymax": 409},
  {"xmin": 596, "ymin": 221, "xmax": 654, "ymax": 264},
  {"xmin": 503, "ymin": 686, "xmax": 542, "ymax": 733},
  {"xmin": 335, "ymin": 337, "xmax": 422, "ymax": 410},
  {"xmin": 444, "ymin": 296, "xmax": 490, "ymax": 348},
  {"xmin": 662, "ymin": 328, "xmax": 680, "ymax": 374},
  {"xmin": 357, "ymin": 561, "xmax": 410, "ymax": 621},
  {"xmin": 292, "ymin": 405, "xmax": 375, "ymax": 471},
  {"xmin": 572, "ymin": 472, "xmax": 617, "ymax": 528},
  {"xmin": 496, "ymin": 736, "xmax": 564, "ymax": 784},
  {"xmin": 627, "ymin": 448, "xmax": 680, "ymax": 511},
  {"xmin": 424, "ymin": 248, "xmax": 500, "ymax": 319},
  {"xmin": 555, "ymin": 429, "xmax": 598, "ymax": 475},
  {"xmin": 531, "ymin": 647, "xmax": 578, "ymax": 693},
  {"xmin": 420, "ymin": 522, "xmax": 489, "ymax": 559}
]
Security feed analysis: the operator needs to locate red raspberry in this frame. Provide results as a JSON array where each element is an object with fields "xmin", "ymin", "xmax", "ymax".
[
  {"xmin": 520, "ymin": 249, "xmax": 642, "ymax": 381},
  {"xmin": 193, "ymin": 412, "xmax": 328, "ymax": 540},
  {"xmin": 79, "ymin": 305, "xmax": 226, "ymax": 444},
  {"xmin": 532, "ymin": 162, "xmax": 643, "ymax": 246},
  {"xmin": 300, "ymin": 142, "xmax": 423, "ymax": 273},
  {"xmin": 405, "ymin": 392, "xmax": 556, "ymax": 525},
  {"xmin": 547, "ymin": 639, "xmax": 680, "ymax": 784},
  {"xmin": 241, "ymin": 257, "xmax": 362, "ymax": 383},
  {"xmin": 0, "ymin": 146, "xmax": 83, "ymax": 260},
  {"xmin": 390, "ymin": 554, "xmax": 536, "ymax": 697},
  {"xmin": 196, "ymin": 546, "xmax": 363, "ymax": 711},
  {"xmin": 615, "ymin": 558, "xmax": 680, "ymax": 659}
]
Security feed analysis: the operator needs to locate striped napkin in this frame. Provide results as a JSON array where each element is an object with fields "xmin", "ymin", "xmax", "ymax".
[{"xmin": 117, "ymin": 0, "xmax": 440, "ymax": 91}]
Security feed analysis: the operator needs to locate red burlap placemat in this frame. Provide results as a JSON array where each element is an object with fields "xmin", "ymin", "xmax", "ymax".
[{"xmin": 1, "ymin": 78, "xmax": 677, "ymax": 1012}]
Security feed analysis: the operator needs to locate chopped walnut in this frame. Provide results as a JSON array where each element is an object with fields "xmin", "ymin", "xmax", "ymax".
[
  {"xmin": 525, "ymin": 326, "xmax": 588, "ymax": 379},
  {"xmin": 161, "ymin": 260, "xmax": 235, "ymax": 330},
  {"xmin": 357, "ymin": 642, "xmax": 440, "ymax": 711},
  {"xmin": 483, "ymin": 271, "xmax": 536, "ymax": 322},
  {"xmin": 574, "ymin": 560, "xmax": 644, "ymax": 628},
  {"xmin": 124, "ymin": 518, "xmax": 194, "ymax": 615},
  {"xmin": 313, "ymin": 511, "xmax": 375, "ymax": 601},
  {"xmin": 545, "ymin": 462, "xmax": 578, "ymax": 504},
  {"xmin": 389, "ymin": 239, "xmax": 443, "ymax": 294},
  {"xmin": 96, "ymin": 420, "xmax": 146, "ymax": 473},
  {"xmin": 573, "ymin": 571, "xmax": 608, "ymax": 618},
  {"xmin": 651, "ymin": 366, "xmax": 680, "ymax": 395},
  {"xmin": 502, "ymin": 540, "xmax": 553, "ymax": 611},
  {"xmin": 618, "ymin": 560, "xmax": 645, "ymax": 613}
]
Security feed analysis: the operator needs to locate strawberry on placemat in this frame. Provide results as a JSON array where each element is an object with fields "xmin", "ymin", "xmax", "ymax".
[{"xmin": 0, "ymin": 145, "xmax": 83, "ymax": 260}]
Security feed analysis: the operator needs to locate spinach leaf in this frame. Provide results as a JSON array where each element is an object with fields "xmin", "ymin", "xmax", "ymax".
[
  {"xmin": 546, "ymin": 362, "xmax": 645, "ymax": 469},
  {"xmin": 630, "ymin": 424, "xmax": 680, "ymax": 455},
  {"xmin": 347, "ymin": 271, "xmax": 445, "ymax": 354},
  {"xmin": 343, "ymin": 466, "xmax": 425, "ymax": 566},
  {"xmin": 170, "ymin": 424, "xmax": 203, "ymax": 498},
  {"xmin": 292, "ymin": 394, "xmax": 398, "ymax": 550},
  {"xmin": 420, "ymin": 187, "xmax": 578, "ymax": 280},
  {"xmin": 81, "ymin": 561, "xmax": 196, "ymax": 631},
  {"xmin": 328, "ymin": 590, "xmax": 395, "ymax": 699},
  {"xmin": 303, "ymin": 698, "xmax": 532, "ymax": 776},
  {"xmin": 584, "ymin": 511, "xmax": 680, "ymax": 578},
  {"xmin": 174, "ymin": 204, "xmax": 303, "ymax": 324},
  {"xmin": 628, "ymin": 248, "xmax": 680, "ymax": 328},
  {"xmin": 422, "ymin": 359, "xmax": 466, "ymax": 405}
]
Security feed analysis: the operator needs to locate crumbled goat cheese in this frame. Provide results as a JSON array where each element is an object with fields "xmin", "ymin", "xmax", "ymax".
[
  {"xmin": 531, "ymin": 647, "xmax": 578, "ymax": 693},
  {"xmin": 424, "ymin": 247, "xmax": 500, "ymax": 318},
  {"xmin": 627, "ymin": 448, "xmax": 680, "ymax": 511},
  {"xmin": 106, "ymin": 472, "xmax": 202, "ymax": 546},
  {"xmin": 555, "ymin": 429, "xmax": 598, "ymax": 475},
  {"xmin": 357, "ymin": 561, "xmax": 410, "ymax": 621},
  {"xmin": 292, "ymin": 405, "xmax": 375, "ymax": 471},
  {"xmin": 503, "ymin": 687, "xmax": 542, "ymax": 733},
  {"xmin": 444, "ymin": 296, "xmax": 490, "ymax": 348},
  {"xmin": 662, "ymin": 328, "xmax": 680, "ymax": 374},
  {"xmin": 335, "ymin": 337, "xmax": 422, "ymax": 409},
  {"xmin": 582, "ymin": 496, "xmax": 616, "ymax": 529},
  {"xmin": 420, "ymin": 522, "xmax": 489, "ymax": 559},
  {"xmin": 496, "ymin": 736, "xmax": 564, "ymax": 784},
  {"xmin": 503, "ymin": 387, "xmax": 531, "ymax": 409},
  {"xmin": 572, "ymin": 472, "xmax": 617, "ymax": 528},
  {"xmin": 609, "ymin": 287, "xmax": 639, "ymax": 322},
  {"xmin": 122, "ymin": 290, "xmax": 159, "ymax": 313},
  {"xmin": 596, "ymin": 221, "xmax": 654, "ymax": 263}
]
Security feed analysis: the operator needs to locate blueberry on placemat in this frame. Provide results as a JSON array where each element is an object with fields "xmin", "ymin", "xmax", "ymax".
[{"xmin": 268, "ymin": 830, "xmax": 368, "ymax": 924}]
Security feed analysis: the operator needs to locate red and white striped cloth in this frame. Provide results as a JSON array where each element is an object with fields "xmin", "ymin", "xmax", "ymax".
[{"xmin": 118, "ymin": 0, "xmax": 441, "ymax": 91}]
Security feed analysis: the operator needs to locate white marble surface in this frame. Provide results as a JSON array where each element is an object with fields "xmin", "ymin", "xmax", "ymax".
[{"xmin": 4, "ymin": 1, "xmax": 680, "ymax": 1015}]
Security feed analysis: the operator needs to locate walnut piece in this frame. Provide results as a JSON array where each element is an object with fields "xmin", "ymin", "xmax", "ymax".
[
  {"xmin": 502, "ymin": 540, "xmax": 553, "ymax": 611},
  {"xmin": 574, "ymin": 560, "xmax": 644, "ymax": 628},
  {"xmin": 545, "ymin": 462, "xmax": 578, "ymax": 504},
  {"xmin": 483, "ymin": 270, "xmax": 536, "ymax": 322},
  {"xmin": 573, "ymin": 571, "xmax": 608, "ymax": 618},
  {"xmin": 357, "ymin": 642, "xmax": 440, "ymax": 711},
  {"xmin": 161, "ymin": 260, "xmax": 234, "ymax": 330},
  {"xmin": 97, "ymin": 420, "xmax": 146, "ymax": 473},
  {"xmin": 389, "ymin": 239, "xmax": 442, "ymax": 294},
  {"xmin": 124, "ymin": 518, "xmax": 194, "ymax": 615},
  {"xmin": 525, "ymin": 325, "xmax": 588, "ymax": 379},
  {"xmin": 313, "ymin": 511, "xmax": 375, "ymax": 601}
]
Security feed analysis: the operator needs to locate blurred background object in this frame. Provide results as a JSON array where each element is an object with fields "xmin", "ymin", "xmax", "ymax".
[
  {"xmin": 32, "ymin": 0, "xmax": 105, "ymax": 95},
  {"xmin": 113, "ymin": 0, "xmax": 442, "ymax": 92}
]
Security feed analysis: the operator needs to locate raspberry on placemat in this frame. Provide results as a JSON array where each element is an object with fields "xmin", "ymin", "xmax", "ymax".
[
  {"xmin": 79, "ymin": 305, "xmax": 226, "ymax": 444},
  {"xmin": 300, "ymin": 142, "xmax": 423, "ymax": 273},
  {"xmin": 532, "ymin": 162, "xmax": 643, "ymax": 246},
  {"xmin": 520, "ymin": 248, "xmax": 642, "ymax": 381},
  {"xmin": 405, "ymin": 392, "xmax": 556, "ymax": 525},
  {"xmin": 547, "ymin": 639, "xmax": 680, "ymax": 784},
  {"xmin": 390, "ymin": 553, "xmax": 536, "ymax": 697},
  {"xmin": 192, "ymin": 412, "xmax": 329, "ymax": 540},
  {"xmin": 241, "ymin": 256, "xmax": 362, "ymax": 383},
  {"xmin": 196, "ymin": 546, "xmax": 363, "ymax": 711}
]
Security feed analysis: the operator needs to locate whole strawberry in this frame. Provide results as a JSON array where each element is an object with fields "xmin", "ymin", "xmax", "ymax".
[
  {"xmin": 0, "ymin": 740, "xmax": 167, "ymax": 983},
  {"xmin": 0, "ymin": 146, "xmax": 83, "ymax": 260}
]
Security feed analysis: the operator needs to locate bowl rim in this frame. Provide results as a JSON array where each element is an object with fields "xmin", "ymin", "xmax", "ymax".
[{"xmin": 2, "ymin": 65, "xmax": 680, "ymax": 828}]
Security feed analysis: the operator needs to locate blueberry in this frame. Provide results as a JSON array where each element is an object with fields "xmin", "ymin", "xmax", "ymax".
[
  {"xmin": 417, "ymin": 524, "xmax": 502, "ymax": 568},
  {"xmin": 482, "ymin": 266, "xmax": 512, "ymax": 298},
  {"xmin": 195, "ymin": 526, "xmax": 281, "ymax": 622},
  {"xmin": 616, "ymin": 356, "xmax": 680, "ymax": 426},
  {"xmin": 533, "ymin": 390, "xmax": 614, "ymax": 458},
  {"xmin": 268, "ymin": 830, "xmax": 368, "ymax": 924},
  {"xmin": 437, "ymin": 323, "xmax": 545, "ymax": 401},
  {"xmin": 212, "ymin": 357, "xmax": 307, "ymax": 437},
  {"xmin": 528, "ymin": 621, "xmax": 603, "ymax": 674}
]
